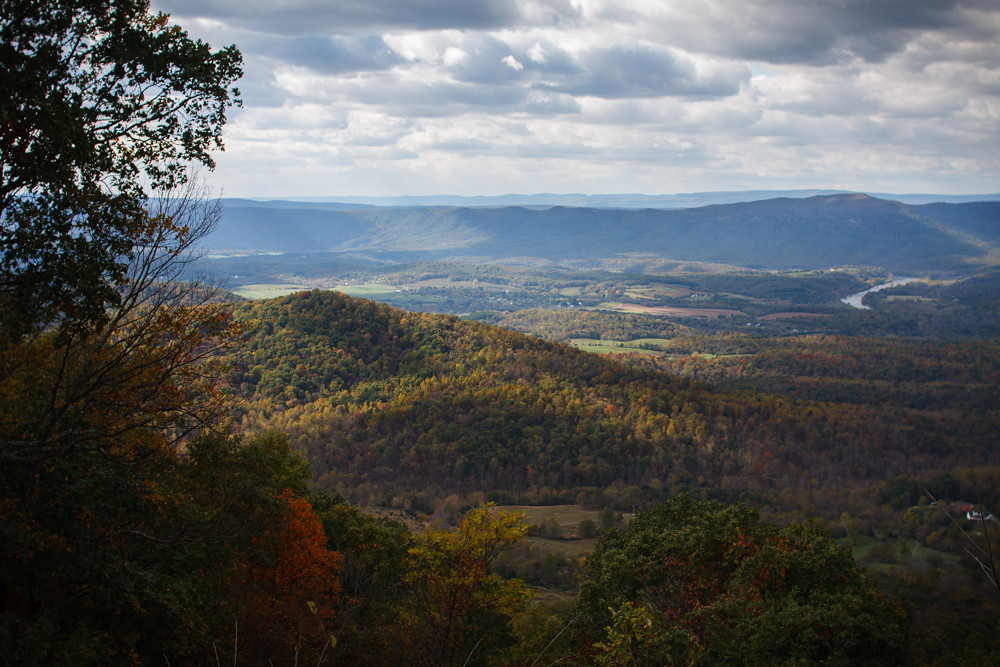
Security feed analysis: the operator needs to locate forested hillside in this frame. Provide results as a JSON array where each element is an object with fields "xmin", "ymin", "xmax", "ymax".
[{"xmin": 224, "ymin": 291, "xmax": 1000, "ymax": 514}]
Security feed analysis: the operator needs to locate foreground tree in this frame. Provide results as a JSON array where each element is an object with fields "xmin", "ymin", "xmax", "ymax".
[
  {"xmin": 1, "ymin": 0, "xmax": 241, "ymax": 336},
  {"xmin": 0, "ymin": 427, "xmax": 320, "ymax": 663},
  {"xmin": 236, "ymin": 490, "xmax": 343, "ymax": 665},
  {"xmin": 400, "ymin": 505, "xmax": 532, "ymax": 666},
  {"xmin": 0, "ymin": 182, "xmax": 233, "ymax": 466},
  {"xmin": 1, "ymin": 2, "xmax": 245, "ymax": 661},
  {"xmin": 312, "ymin": 495, "xmax": 413, "ymax": 666},
  {"xmin": 1, "ymin": 0, "xmax": 241, "ymax": 465},
  {"xmin": 576, "ymin": 494, "xmax": 909, "ymax": 665}
]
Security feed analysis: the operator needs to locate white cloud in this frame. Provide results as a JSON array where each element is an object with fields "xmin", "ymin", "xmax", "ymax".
[
  {"xmin": 151, "ymin": 0, "xmax": 1000, "ymax": 196},
  {"xmin": 502, "ymin": 55, "xmax": 525, "ymax": 70},
  {"xmin": 527, "ymin": 43, "xmax": 547, "ymax": 62},
  {"xmin": 443, "ymin": 47, "xmax": 469, "ymax": 67}
]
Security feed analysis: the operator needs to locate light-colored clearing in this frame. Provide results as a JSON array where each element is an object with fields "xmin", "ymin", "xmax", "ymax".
[
  {"xmin": 403, "ymin": 278, "xmax": 509, "ymax": 290},
  {"xmin": 605, "ymin": 302, "xmax": 748, "ymax": 318},
  {"xmin": 571, "ymin": 338, "xmax": 673, "ymax": 356},
  {"xmin": 335, "ymin": 283, "xmax": 398, "ymax": 296},
  {"xmin": 233, "ymin": 283, "xmax": 309, "ymax": 299}
]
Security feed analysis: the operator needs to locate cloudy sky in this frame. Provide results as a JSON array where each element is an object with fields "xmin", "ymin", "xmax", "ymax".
[{"xmin": 153, "ymin": 0, "xmax": 1000, "ymax": 198}]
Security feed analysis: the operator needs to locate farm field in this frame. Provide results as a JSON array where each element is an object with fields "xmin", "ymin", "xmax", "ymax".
[
  {"xmin": 333, "ymin": 283, "xmax": 399, "ymax": 297},
  {"xmin": 499, "ymin": 504, "xmax": 632, "ymax": 531},
  {"xmin": 232, "ymin": 283, "xmax": 309, "ymax": 299},
  {"xmin": 570, "ymin": 338, "xmax": 676, "ymax": 355},
  {"xmin": 499, "ymin": 505, "xmax": 632, "ymax": 560},
  {"xmin": 606, "ymin": 302, "xmax": 750, "ymax": 318},
  {"xmin": 839, "ymin": 535, "xmax": 962, "ymax": 573}
]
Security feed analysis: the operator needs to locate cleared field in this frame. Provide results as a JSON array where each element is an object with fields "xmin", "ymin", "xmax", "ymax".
[
  {"xmin": 232, "ymin": 283, "xmax": 309, "ymax": 299},
  {"xmin": 334, "ymin": 283, "xmax": 398, "ymax": 297},
  {"xmin": 570, "ymin": 338, "xmax": 671, "ymax": 356},
  {"xmin": 524, "ymin": 535, "xmax": 599, "ymax": 559},
  {"xmin": 499, "ymin": 504, "xmax": 631, "ymax": 527},
  {"xmin": 604, "ymin": 302, "xmax": 749, "ymax": 318},
  {"xmin": 624, "ymin": 286, "xmax": 692, "ymax": 300},
  {"xmin": 839, "ymin": 535, "xmax": 961, "ymax": 572},
  {"xmin": 500, "ymin": 505, "xmax": 633, "ymax": 561},
  {"xmin": 360, "ymin": 505, "xmax": 630, "ymax": 561}
]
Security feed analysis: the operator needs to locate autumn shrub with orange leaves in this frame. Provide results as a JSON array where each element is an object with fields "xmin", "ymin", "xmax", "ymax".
[{"xmin": 235, "ymin": 489, "xmax": 343, "ymax": 665}]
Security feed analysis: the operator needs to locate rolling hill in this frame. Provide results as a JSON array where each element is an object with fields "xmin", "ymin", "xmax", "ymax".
[{"xmin": 223, "ymin": 290, "xmax": 1000, "ymax": 509}]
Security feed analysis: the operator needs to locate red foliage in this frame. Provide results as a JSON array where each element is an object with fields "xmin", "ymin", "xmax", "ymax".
[{"xmin": 238, "ymin": 490, "xmax": 342, "ymax": 663}]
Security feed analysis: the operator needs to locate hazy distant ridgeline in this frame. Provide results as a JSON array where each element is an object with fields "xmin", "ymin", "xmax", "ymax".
[
  {"xmin": 207, "ymin": 194, "xmax": 1000, "ymax": 274},
  {"xmin": 271, "ymin": 190, "xmax": 1000, "ymax": 208}
]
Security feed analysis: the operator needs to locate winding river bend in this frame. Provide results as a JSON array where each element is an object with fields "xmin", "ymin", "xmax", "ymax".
[{"xmin": 841, "ymin": 277, "xmax": 919, "ymax": 310}]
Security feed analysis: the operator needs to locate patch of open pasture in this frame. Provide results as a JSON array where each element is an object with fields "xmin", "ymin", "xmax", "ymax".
[
  {"xmin": 633, "ymin": 285, "xmax": 693, "ymax": 299},
  {"xmin": 524, "ymin": 535, "xmax": 600, "ymax": 560},
  {"xmin": 334, "ymin": 283, "xmax": 398, "ymax": 297},
  {"xmin": 232, "ymin": 283, "xmax": 310, "ymax": 299},
  {"xmin": 604, "ymin": 302, "xmax": 749, "ymax": 318},
  {"xmin": 571, "ymin": 339, "xmax": 662, "ymax": 355},
  {"xmin": 499, "ymin": 504, "xmax": 603, "ymax": 527},
  {"xmin": 571, "ymin": 338, "xmax": 676, "ymax": 356},
  {"xmin": 499, "ymin": 504, "xmax": 631, "ymax": 535},
  {"xmin": 838, "ymin": 535, "xmax": 961, "ymax": 572}
]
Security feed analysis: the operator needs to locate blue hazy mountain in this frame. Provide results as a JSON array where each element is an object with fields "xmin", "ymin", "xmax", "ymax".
[
  {"xmin": 204, "ymin": 193, "xmax": 1000, "ymax": 274},
  {"xmin": 271, "ymin": 190, "xmax": 1000, "ymax": 209}
]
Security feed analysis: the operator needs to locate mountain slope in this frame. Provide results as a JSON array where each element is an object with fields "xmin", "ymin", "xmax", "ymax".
[
  {"xmin": 207, "ymin": 195, "xmax": 999, "ymax": 273},
  {"xmin": 223, "ymin": 291, "xmax": 1000, "ymax": 506}
]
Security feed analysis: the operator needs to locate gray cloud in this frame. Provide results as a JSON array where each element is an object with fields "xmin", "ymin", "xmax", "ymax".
[
  {"xmin": 151, "ymin": 0, "xmax": 1000, "ymax": 196},
  {"xmin": 254, "ymin": 34, "xmax": 405, "ymax": 74},
  {"xmin": 617, "ymin": 0, "xmax": 998, "ymax": 66},
  {"xmin": 549, "ymin": 46, "xmax": 747, "ymax": 99},
  {"xmin": 159, "ymin": 0, "xmax": 579, "ymax": 34},
  {"xmin": 442, "ymin": 36, "xmax": 582, "ymax": 84}
]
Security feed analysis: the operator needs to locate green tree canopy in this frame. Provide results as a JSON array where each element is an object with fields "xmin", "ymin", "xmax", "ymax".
[
  {"xmin": 401, "ymin": 505, "xmax": 532, "ymax": 666},
  {"xmin": 576, "ymin": 494, "xmax": 909, "ymax": 665},
  {"xmin": 0, "ymin": 0, "xmax": 241, "ymax": 334},
  {"xmin": 0, "ymin": 430, "xmax": 314, "ymax": 663}
]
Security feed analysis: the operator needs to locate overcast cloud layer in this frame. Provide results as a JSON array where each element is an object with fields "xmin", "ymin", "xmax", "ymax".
[{"xmin": 153, "ymin": 0, "xmax": 1000, "ymax": 197}]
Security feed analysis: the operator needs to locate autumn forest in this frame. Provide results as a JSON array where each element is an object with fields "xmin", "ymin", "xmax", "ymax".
[{"xmin": 3, "ymin": 2, "xmax": 1000, "ymax": 666}]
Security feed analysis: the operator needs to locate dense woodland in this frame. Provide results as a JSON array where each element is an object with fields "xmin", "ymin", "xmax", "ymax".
[
  {"xmin": 224, "ymin": 291, "xmax": 1000, "ymax": 514},
  {"xmin": 2, "ymin": 1, "xmax": 999, "ymax": 665}
]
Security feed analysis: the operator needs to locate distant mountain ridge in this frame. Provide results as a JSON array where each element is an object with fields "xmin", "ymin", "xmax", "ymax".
[
  {"xmin": 205, "ymin": 194, "xmax": 1000, "ymax": 274},
  {"xmin": 270, "ymin": 190, "xmax": 1000, "ymax": 208}
]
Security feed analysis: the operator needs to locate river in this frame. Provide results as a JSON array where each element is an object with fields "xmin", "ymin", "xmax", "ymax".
[{"xmin": 841, "ymin": 277, "xmax": 920, "ymax": 310}]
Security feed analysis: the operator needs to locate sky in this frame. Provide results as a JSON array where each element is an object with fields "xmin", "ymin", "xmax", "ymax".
[{"xmin": 152, "ymin": 0, "xmax": 1000, "ymax": 198}]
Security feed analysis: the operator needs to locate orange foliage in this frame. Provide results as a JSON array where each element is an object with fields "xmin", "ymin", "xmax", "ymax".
[{"xmin": 239, "ymin": 490, "xmax": 342, "ymax": 663}]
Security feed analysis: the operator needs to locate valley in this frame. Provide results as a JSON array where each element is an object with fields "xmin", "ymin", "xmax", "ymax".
[
  {"xmin": 186, "ymin": 192, "xmax": 1000, "ymax": 662},
  {"xmin": 191, "ymin": 193, "xmax": 1000, "ymax": 339},
  {"xmin": 211, "ymin": 287, "xmax": 1000, "ymax": 662}
]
